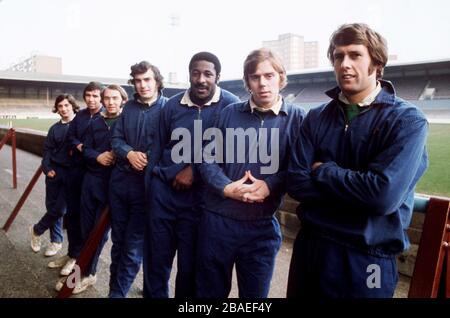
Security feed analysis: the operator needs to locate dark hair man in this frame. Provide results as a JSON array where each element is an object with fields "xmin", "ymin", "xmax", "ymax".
[{"xmin": 287, "ymin": 23, "xmax": 428, "ymax": 298}]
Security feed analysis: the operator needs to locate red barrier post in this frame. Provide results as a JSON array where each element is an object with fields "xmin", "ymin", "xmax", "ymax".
[
  {"xmin": 11, "ymin": 129, "xmax": 17, "ymax": 189},
  {"xmin": 57, "ymin": 206, "xmax": 111, "ymax": 298},
  {"xmin": 0, "ymin": 128, "xmax": 12, "ymax": 151},
  {"xmin": 2, "ymin": 165, "xmax": 43, "ymax": 232},
  {"xmin": 409, "ymin": 198, "xmax": 450, "ymax": 298},
  {"xmin": 0, "ymin": 128, "xmax": 18, "ymax": 188},
  {"xmin": 445, "ymin": 222, "xmax": 450, "ymax": 297}
]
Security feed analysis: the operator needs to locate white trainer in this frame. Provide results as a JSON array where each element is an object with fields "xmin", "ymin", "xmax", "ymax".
[
  {"xmin": 48, "ymin": 255, "xmax": 70, "ymax": 268},
  {"xmin": 45, "ymin": 242, "xmax": 62, "ymax": 257},
  {"xmin": 60, "ymin": 258, "xmax": 76, "ymax": 276},
  {"xmin": 55, "ymin": 276, "xmax": 67, "ymax": 292},
  {"xmin": 29, "ymin": 226, "xmax": 41, "ymax": 252},
  {"xmin": 72, "ymin": 275, "xmax": 97, "ymax": 295}
]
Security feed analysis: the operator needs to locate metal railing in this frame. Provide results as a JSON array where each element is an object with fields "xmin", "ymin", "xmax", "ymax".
[{"xmin": 0, "ymin": 128, "xmax": 17, "ymax": 188}]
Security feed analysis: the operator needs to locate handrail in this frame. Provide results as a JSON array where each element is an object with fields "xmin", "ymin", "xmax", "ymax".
[
  {"xmin": 57, "ymin": 206, "xmax": 111, "ymax": 298},
  {"xmin": 3, "ymin": 165, "xmax": 42, "ymax": 232},
  {"xmin": 413, "ymin": 195, "xmax": 430, "ymax": 214},
  {"xmin": 0, "ymin": 128, "xmax": 17, "ymax": 188},
  {"xmin": 409, "ymin": 197, "xmax": 450, "ymax": 297}
]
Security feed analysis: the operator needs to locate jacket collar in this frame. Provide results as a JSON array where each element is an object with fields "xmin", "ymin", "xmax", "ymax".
[
  {"xmin": 133, "ymin": 93, "xmax": 162, "ymax": 107},
  {"xmin": 100, "ymin": 108, "xmax": 121, "ymax": 119},
  {"xmin": 249, "ymin": 95, "xmax": 283, "ymax": 115},
  {"xmin": 239, "ymin": 98, "xmax": 289, "ymax": 115},
  {"xmin": 180, "ymin": 86, "xmax": 221, "ymax": 107},
  {"xmin": 325, "ymin": 79, "xmax": 396, "ymax": 107},
  {"xmin": 338, "ymin": 81, "xmax": 382, "ymax": 107}
]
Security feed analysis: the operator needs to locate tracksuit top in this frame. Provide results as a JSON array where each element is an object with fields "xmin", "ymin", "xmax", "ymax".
[
  {"xmin": 67, "ymin": 107, "xmax": 103, "ymax": 167},
  {"xmin": 83, "ymin": 114, "xmax": 119, "ymax": 178},
  {"xmin": 111, "ymin": 94, "xmax": 168, "ymax": 175},
  {"xmin": 152, "ymin": 89, "xmax": 240, "ymax": 184},
  {"xmin": 287, "ymin": 80, "xmax": 429, "ymax": 256},
  {"xmin": 41, "ymin": 120, "xmax": 72, "ymax": 175},
  {"xmin": 200, "ymin": 100, "xmax": 306, "ymax": 221}
]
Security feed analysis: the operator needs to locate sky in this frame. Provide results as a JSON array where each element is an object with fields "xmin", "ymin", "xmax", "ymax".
[{"xmin": 0, "ymin": 0, "xmax": 449, "ymax": 82}]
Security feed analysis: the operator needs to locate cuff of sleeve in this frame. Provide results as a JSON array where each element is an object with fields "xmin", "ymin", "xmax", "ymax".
[
  {"xmin": 216, "ymin": 177, "xmax": 232, "ymax": 198},
  {"xmin": 90, "ymin": 151, "xmax": 102, "ymax": 164},
  {"xmin": 311, "ymin": 161, "xmax": 336, "ymax": 180},
  {"xmin": 264, "ymin": 176, "xmax": 277, "ymax": 193},
  {"xmin": 122, "ymin": 146, "xmax": 134, "ymax": 159}
]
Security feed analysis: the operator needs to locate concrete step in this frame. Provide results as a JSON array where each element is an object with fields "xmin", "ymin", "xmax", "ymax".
[
  {"xmin": 0, "ymin": 230, "xmax": 51, "ymax": 297},
  {"xmin": 0, "ymin": 225, "xmax": 104, "ymax": 298},
  {"xmin": 0, "ymin": 146, "xmax": 104, "ymax": 298}
]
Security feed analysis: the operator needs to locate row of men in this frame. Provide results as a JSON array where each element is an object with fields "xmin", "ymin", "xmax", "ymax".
[{"xmin": 29, "ymin": 23, "xmax": 428, "ymax": 298}]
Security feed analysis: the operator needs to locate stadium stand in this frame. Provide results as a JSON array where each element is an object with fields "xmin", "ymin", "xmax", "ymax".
[
  {"xmin": 389, "ymin": 77, "xmax": 427, "ymax": 100},
  {"xmin": 430, "ymin": 75, "xmax": 450, "ymax": 99},
  {"xmin": 292, "ymin": 82, "xmax": 334, "ymax": 103},
  {"xmin": 282, "ymin": 83, "xmax": 304, "ymax": 102},
  {"xmin": 0, "ymin": 98, "xmax": 55, "ymax": 118},
  {"xmin": 0, "ymin": 70, "xmax": 186, "ymax": 118}
]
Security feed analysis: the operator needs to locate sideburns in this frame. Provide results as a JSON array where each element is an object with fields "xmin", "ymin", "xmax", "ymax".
[{"xmin": 368, "ymin": 64, "xmax": 380, "ymax": 79}]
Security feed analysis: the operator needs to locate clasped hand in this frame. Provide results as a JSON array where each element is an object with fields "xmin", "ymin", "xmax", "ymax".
[
  {"xmin": 223, "ymin": 170, "xmax": 270, "ymax": 203},
  {"xmin": 127, "ymin": 151, "xmax": 148, "ymax": 171},
  {"xmin": 97, "ymin": 151, "xmax": 116, "ymax": 166}
]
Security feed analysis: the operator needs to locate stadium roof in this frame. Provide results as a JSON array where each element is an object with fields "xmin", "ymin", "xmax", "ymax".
[
  {"xmin": 386, "ymin": 57, "xmax": 450, "ymax": 68},
  {"xmin": 0, "ymin": 70, "xmax": 188, "ymax": 89}
]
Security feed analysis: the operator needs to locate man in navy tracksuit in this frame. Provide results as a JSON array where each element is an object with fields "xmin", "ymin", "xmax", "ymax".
[
  {"xmin": 146, "ymin": 52, "xmax": 239, "ymax": 298},
  {"xmin": 197, "ymin": 49, "xmax": 305, "ymax": 298},
  {"xmin": 48, "ymin": 82, "xmax": 104, "ymax": 281},
  {"xmin": 30, "ymin": 94, "xmax": 79, "ymax": 256},
  {"xmin": 287, "ymin": 23, "xmax": 428, "ymax": 298},
  {"xmin": 68, "ymin": 85, "xmax": 128, "ymax": 294},
  {"xmin": 109, "ymin": 62, "xmax": 167, "ymax": 298}
]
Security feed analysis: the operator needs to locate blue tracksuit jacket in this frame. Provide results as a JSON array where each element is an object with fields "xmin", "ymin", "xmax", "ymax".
[
  {"xmin": 111, "ymin": 94, "xmax": 168, "ymax": 175},
  {"xmin": 41, "ymin": 120, "xmax": 72, "ymax": 174},
  {"xmin": 152, "ymin": 88, "xmax": 240, "ymax": 185},
  {"xmin": 287, "ymin": 80, "xmax": 428, "ymax": 256},
  {"xmin": 67, "ymin": 107, "xmax": 102, "ymax": 166},
  {"xmin": 83, "ymin": 114, "xmax": 117, "ymax": 178},
  {"xmin": 200, "ymin": 100, "xmax": 306, "ymax": 220}
]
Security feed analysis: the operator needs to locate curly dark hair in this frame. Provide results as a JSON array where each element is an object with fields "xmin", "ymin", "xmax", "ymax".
[
  {"xmin": 128, "ymin": 61, "xmax": 164, "ymax": 94},
  {"xmin": 52, "ymin": 94, "xmax": 80, "ymax": 113}
]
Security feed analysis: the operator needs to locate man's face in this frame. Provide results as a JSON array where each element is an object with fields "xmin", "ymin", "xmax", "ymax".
[
  {"xmin": 333, "ymin": 44, "xmax": 378, "ymax": 103},
  {"xmin": 133, "ymin": 69, "xmax": 159, "ymax": 103},
  {"xmin": 248, "ymin": 60, "xmax": 281, "ymax": 108},
  {"xmin": 56, "ymin": 99, "xmax": 74, "ymax": 121},
  {"xmin": 102, "ymin": 88, "xmax": 124, "ymax": 116},
  {"xmin": 189, "ymin": 60, "xmax": 219, "ymax": 103},
  {"xmin": 84, "ymin": 89, "xmax": 102, "ymax": 113}
]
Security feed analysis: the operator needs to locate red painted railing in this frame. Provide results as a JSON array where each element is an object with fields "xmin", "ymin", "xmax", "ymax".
[
  {"xmin": 0, "ymin": 128, "xmax": 17, "ymax": 189},
  {"xmin": 3, "ymin": 165, "xmax": 42, "ymax": 232},
  {"xmin": 57, "ymin": 206, "xmax": 111, "ymax": 298},
  {"xmin": 409, "ymin": 197, "xmax": 450, "ymax": 298}
]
